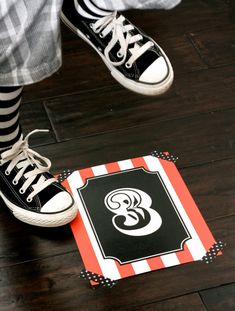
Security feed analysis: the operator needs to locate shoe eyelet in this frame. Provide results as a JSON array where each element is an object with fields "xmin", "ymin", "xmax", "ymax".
[
  {"xmin": 26, "ymin": 197, "xmax": 32, "ymax": 203},
  {"xmin": 5, "ymin": 170, "xmax": 10, "ymax": 176},
  {"xmin": 19, "ymin": 188, "xmax": 25, "ymax": 194},
  {"xmin": 117, "ymin": 51, "xmax": 123, "ymax": 58},
  {"xmin": 99, "ymin": 33, "xmax": 104, "ymax": 38},
  {"xmin": 125, "ymin": 62, "xmax": 132, "ymax": 69},
  {"xmin": 89, "ymin": 23, "xmax": 94, "ymax": 29},
  {"xmin": 12, "ymin": 180, "xmax": 18, "ymax": 185}
]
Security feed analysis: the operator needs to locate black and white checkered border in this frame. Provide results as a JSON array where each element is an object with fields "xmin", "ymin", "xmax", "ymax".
[
  {"xmin": 151, "ymin": 150, "xmax": 178, "ymax": 163},
  {"xmin": 79, "ymin": 269, "xmax": 117, "ymax": 288},
  {"xmin": 201, "ymin": 241, "xmax": 226, "ymax": 264},
  {"xmin": 57, "ymin": 169, "xmax": 73, "ymax": 183}
]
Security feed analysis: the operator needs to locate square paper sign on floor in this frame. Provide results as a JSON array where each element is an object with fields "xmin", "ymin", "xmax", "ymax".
[{"xmin": 58, "ymin": 153, "xmax": 223, "ymax": 287}]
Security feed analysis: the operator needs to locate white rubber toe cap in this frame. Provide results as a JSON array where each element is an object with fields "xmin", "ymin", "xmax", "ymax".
[
  {"xmin": 139, "ymin": 56, "xmax": 169, "ymax": 84},
  {"xmin": 41, "ymin": 191, "xmax": 73, "ymax": 213}
]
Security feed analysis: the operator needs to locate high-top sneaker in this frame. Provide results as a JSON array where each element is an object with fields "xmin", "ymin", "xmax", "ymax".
[
  {"xmin": 0, "ymin": 130, "xmax": 77, "ymax": 227},
  {"xmin": 61, "ymin": 0, "xmax": 174, "ymax": 96}
]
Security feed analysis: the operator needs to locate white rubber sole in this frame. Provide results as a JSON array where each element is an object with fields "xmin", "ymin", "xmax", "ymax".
[
  {"xmin": 0, "ymin": 190, "xmax": 78, "ymax": 227},
  {"xmin": 61, "ymin": 12, "xmax": 174, "ymax": 96}
]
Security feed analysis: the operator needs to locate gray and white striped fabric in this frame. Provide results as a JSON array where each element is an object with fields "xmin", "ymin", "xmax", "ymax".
[
  {"xmin": 0, "ymin": 0, "xmax": 62, "ymax": 86},
  {"xmin": 0, "ymin": 0, "xmax": 181, "ymax": 87}
]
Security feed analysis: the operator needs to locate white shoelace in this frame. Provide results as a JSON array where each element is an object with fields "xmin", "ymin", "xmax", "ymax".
[
  {"xmin": 91, "ymin": 12, "xmax": 154, "ymax": 67},
  {"xmin": 0, "ymin": 129, "xmax": 57, "ymax": 202}
]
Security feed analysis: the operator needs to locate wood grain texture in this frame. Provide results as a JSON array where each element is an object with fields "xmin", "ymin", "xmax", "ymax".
[
  {"xmin": 180, "ymin": 158, "xmax": 235, "ymax": 221},
  {"xmin": 108, "ymin": 1, "xmax": 231, "ymax": 38},
  {"xmin": 44, "ymin": 65, "xmax": 235, "ymax": 142},
  {"xmin": 35, "ymin": 108, "xmax": 235, "ymax": 174},
  {"xmin": 0, "ymin": 213, "xmax": 77, "ymax": 268},
  {"xmin": 129, "ymin": 293, "xmax": 207, "ymax": 311},
  {"xmin": 188, "ymin": 26, "xmax": 235, "ymax": 67},
  {"xmin": 20, "ymin": 99, "xmax": 56, "ymax": 146},
  {"xmin": 200, "ymin": 283, "xmax": 235, "ymax": 311}
]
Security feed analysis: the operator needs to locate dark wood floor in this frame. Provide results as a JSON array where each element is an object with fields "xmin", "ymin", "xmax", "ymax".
[{"xmin": 1, "ymin": 0, "xmax": 235, "ymax": 310}]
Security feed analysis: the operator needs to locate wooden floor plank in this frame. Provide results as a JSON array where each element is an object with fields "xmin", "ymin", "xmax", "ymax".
[
  {"xmin": 129, "ymin": 293, "xmax": 207, "ymax": 311},
  {"xmin": 188, "ymin": 26, "xmax": 235, "ymax": 67},
  {"xmin": 200, "ymin": 283, "xmax": 235, "ymax": 311},
  {"xmin": 0, "ymin": 215, "xmax": 233, "ymax": 311},
  {"xmin": 20, "ymin": 100, "xmax": 56, "ymax": 146},
  {"xmin": 0, "ymin": 214, "xmax": 77, "ymax": 268},
  {"xmin": 35, "ymin": 107, "xmax": 235, "ymax": 173},
  {"xmin": 43, "ymin": 65, "xmax": 235, "ymax": 142},
  {"xmin": 123, "ymin": 0, "xmax": 231, "ymax": 37},
  {"xmin": 180, "ymin": 158, "xmax": 235, "ymax": 221}
]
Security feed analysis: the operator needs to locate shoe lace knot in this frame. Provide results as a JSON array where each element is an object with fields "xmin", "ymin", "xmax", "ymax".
[{"xmin": 92, "ymin": 12, "xmax": 154, "ymax": 67}]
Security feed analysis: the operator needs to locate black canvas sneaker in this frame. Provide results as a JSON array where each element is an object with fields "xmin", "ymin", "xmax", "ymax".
[
  {"xmin": 61, "ymin": 0, "xmax": 174, "ymax": 96},
  {"xmin": 0, "ymin": 130, "xmax": 77, "ymax": 227}
]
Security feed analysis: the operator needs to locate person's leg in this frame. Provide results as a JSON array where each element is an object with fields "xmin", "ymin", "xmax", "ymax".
[
  {"xmin": 0, "ymin": 1, "xmax": 77, "ymax": 227},
  {"xmin": 61, "ymin": 0, "xmax": 179, "ymax": 96},
  {"xmin": 0, "ymin": 87, "xmax": 22, "ymax": 151}
]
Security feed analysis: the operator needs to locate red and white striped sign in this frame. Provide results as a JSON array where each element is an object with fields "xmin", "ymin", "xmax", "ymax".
[{"xmin": 62, "ymin": 155, "xmax": 216, "ymax": 282}]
